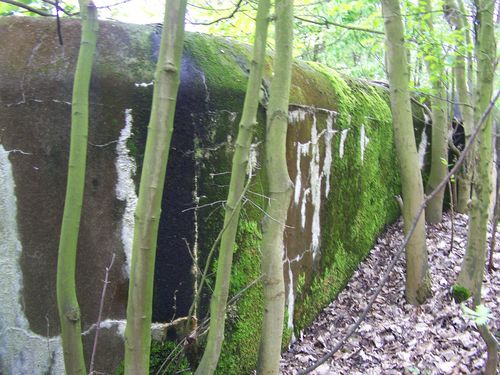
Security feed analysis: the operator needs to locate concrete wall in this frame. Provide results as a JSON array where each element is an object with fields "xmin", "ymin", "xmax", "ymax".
[{"xmin": 0, "ymin": 17, "xmax": 424, "ymax": 374}]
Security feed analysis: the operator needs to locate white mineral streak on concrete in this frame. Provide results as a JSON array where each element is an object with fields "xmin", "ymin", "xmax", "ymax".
[
  {"xmin": 294, "ymin": 142, "xmax": 310, "ymax": 205},
  {"xmin": 115, "ymin": 109, "xmax": 138, "ymax": 276},
  {"xmin": 309, "ymin": 114, "xmax": 322, "ymax": 260},
  {"xmin": 322, "ymin": 112, "xmax": 336, "ymax": 196},
  {"xmin": 286, "ymin": 258, "xmax": 296, "ymax": 343},
  {"xmin": 339, "ymin": 128, "xmax": 350, "ymax": 158},
  {"xmin": 82, "ymin": 319, "xmax": 127, "ymax": 338},
  {"xmin": 0, "ymin": 145, "xmax": 65, "ymax": 375},
  {"xmin": 195, "ymin": 67, "xmax": 210, "ymax": 104},
  {"xmin": 192, "ymin": 167, "xmax": 200, "ymax": 316},
  {"xmin": 301, "ymin": 188, "xmax": 310, "ymax": 229},
  {"xmin": 360, "ymin": 124, "xmax": 370, "ymax": 164},
  {"xmin": 417, "ymin": 127, "xmax": 428, "ymax": 170},
  {"xmin": 289, "ymin": 108, "xmax": 308, "ymax": 124},
  {"xmin": 134, "ymin": 81, "xmax": 154, "ymax": 87},
  {"xmin": 247, "ymin": 143, "xmax": 259, "ymax": 177}
]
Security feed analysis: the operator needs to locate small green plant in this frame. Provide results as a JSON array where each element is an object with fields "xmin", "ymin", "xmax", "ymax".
[{"xmin": 461, "ymin": 303, "xmax": 492, "ymax": 326}]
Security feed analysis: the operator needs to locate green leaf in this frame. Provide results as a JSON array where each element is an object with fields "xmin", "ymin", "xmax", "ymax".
[{"xmin": 460, "ymin": 303, "xmax": 492, "ymax": 326}]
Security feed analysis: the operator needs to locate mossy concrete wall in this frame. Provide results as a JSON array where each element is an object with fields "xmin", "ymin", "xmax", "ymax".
[{"xmin": 0, "ymin": 17, "xmax": 426, "ymax": 374}]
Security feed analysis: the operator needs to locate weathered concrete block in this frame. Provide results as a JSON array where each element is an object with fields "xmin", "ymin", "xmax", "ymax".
[{"xmin": 0, "ymin": 16, "xmax": 423, "ymax": 374}]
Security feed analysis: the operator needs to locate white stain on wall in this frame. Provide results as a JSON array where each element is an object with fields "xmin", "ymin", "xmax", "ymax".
[
  {"xmin": 360, "ymin": 124, "xmax": 370, "ymax": 163},
  {"xmin": 339, "ymin": 128, "xmax": 350, "ymax": 159},
  {"xmin": 417, "ymin": 127, "xmax": 428, "ymax": 170},
  {"xmin": 286, "ymin": 259, "xmax": 296, "ymax": 344},
  {"xmin": 309, "ymin": 114, "xmax": 322, "ymax": 260},
  {"xmin": 115, "ymin": 109, "xmax": 138, "ymax": 276},
  {"xmin": 0, "ymin": 145, "xmax": 65, "ymax": 375},
  {"xmin": 289, "ymin": 108, "xmax": 309, "ymax": 124},
  {"xmin": 294, "ymin": 142, "xmax": 310, "ymax": 205},
  {"xmin": 301, "ymin": 187, "xmax": 310, "ymax": 229},
  {"xmin": 322, "ymin": 111, "xmax": 336, "ymax": 196}
]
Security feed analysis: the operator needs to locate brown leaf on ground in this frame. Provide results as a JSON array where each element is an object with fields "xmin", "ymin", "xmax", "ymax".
[{"xmin": 280, "ymin": 213, "xmax": 499, "ymax": 375}]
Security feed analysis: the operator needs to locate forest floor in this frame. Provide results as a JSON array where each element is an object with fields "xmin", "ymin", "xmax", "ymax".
[{"xmin": 280, "ymin": 213, "xmax": 499, "ymax": 375}]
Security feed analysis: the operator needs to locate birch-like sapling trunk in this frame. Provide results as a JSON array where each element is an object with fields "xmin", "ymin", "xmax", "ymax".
[
  {"xmin": 420, "ymin": 0, "xmax": 449, "ymax": 224},
  {"xmin": 256, "ymin": 0, "xmax": 294, "ymax": 373},
  {"xmin": 456, "ymin": 0, "xmax": 496, "ymax": 303},
  {"xmin": 194, "ymin": 1, "xmax": 271, "ymax": 374},
  {"xmin": 123, "ymin": 1, "xmax": 187, "ymax": 373},
  {"xmin": 444, "ymin": 0, "xmax": 475, "ymax": 213},
  {"xmin": 56, "ymin": 1, "xmax": 97, "ymax": 373},
  {"xmin": 456, "ymin": 4, "xmax": 497, "ymax": 373},
  {"xmin": 381, "ymin": 0, "xmax": 431, "ymax": 305}
]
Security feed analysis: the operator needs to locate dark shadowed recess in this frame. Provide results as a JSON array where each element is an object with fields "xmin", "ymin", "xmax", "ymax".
[{"xmin": 145, "ymin": 29, "xmax": 212, "ymax": 322}]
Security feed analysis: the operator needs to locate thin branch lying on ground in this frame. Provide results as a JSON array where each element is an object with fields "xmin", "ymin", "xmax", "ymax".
[{"xmin": 297, "ymin": 89, "xmax": 500, "ymax": 375}]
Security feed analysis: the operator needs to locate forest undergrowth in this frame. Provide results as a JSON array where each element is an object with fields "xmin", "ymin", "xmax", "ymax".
[{"xmin": 281, "ymin": 213, "xmax": 499, "ymax": 375}]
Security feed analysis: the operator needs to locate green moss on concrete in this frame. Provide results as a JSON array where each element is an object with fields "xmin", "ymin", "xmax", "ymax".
[
  {"xmin": 206, "ymin": 63, "xmax": 404, "ymax": 372},
  {"xmin": 96, "ymin": 29, "xmax": 417, "ymax": 375},
  {"xmin": 115, "ymin": 340, "xmax": 192, "ymax": 375},
  {"xmin": 184, "ymin": 33, "xmax": 252, "ymax": 111},
  {"xmin": 215, "ymin": 219, "xmax": 264, "ymax": 374},
  {"xmin": 293, "ymin": 64, "xmax": 401, "ymax": 332}
]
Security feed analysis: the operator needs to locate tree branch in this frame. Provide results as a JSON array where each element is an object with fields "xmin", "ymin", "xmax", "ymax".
[
  {"xmin": 295, "ymin": 15, "xmax": 384, "ymax": 35},
  {"xmin": 188, "ymin": 0, "xmax": 245, "ymax": 26},
  {"xmin": 0, "ymin": 0, "xmax": 53, "ymax": 16},
  {"xmin": 297, "ymin": 89, "xmax": 500, "ymax": 375}
]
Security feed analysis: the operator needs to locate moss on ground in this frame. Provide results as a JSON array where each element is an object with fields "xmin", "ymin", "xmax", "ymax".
[{"xmin": 452, "ymin": 284, "xmax": 472, "ymax": 303}]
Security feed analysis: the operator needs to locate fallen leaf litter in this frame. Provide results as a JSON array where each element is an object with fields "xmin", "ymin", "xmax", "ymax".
[{"xmin": 280, "ymin": 213, "xmax": 499, "ymax": 375}]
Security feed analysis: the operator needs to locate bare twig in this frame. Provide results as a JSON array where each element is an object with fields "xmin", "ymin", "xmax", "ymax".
[
  {"xmin": 0, "ymin": 0, "xmax": 53, "ymax": 16},
  {"xmin": 55, "ymin": 0, "xmax": 63, "ymax": 45},
  {"xmin": 155, "ymin": 275, "xmax": 262, "ymax": 375},
  {"xmin": 297, "ymin": 89, "xmax": 500, "ymax": 375},
  {"xmin": 42, "ymin": 0, "xmax": 74, "ymax": 16},
  {"xmin": 188, "ymin": 0, "xmax": 246, "ymax": 26},
  {"xmin": 295, "ymin": 15, "xmax": 384, "ymax": 35},
  {"xmin": 89, "ymin": 253, "xmax": 116, "ymax": 375},
  {"xmin": 186, "ymin": 166, "xmax": 254, "ymax": 322}
]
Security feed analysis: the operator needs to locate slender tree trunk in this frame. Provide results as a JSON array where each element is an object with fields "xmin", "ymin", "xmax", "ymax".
[
  {"xmin": 381, "ymin": 0, "xmax": 431, "ymax": 305},
  {"xmin": 256, "ymin": 0, "xmax": 294, "ymax": 374},
  {"xmin": 488, "ymin": 158, "xmax": 498, "ymax": 272},
  {"xmin": 456, "ymin": 0, "xmax": 496, "ymax": 303},
  {"xmin": 123, "ymin": 1, "xmax": 187, "ymax": 373},
  {"xmin": 456, "ymin": 2, "xmax": 497, "ymax": 372},
  {"xmin": 444, "ymin": 0, "xmax": 475, "ymax": 213},
  {"xmin": 56, "ymin": 2, "xmax": 97, "ymax": 373},
  {"xmin": 420, "ymin": 0, "xmax": 449, "ymax": 223},
  {"xmin": 194, "ymin": 1, "xmax": 271, "ymax": 374}
]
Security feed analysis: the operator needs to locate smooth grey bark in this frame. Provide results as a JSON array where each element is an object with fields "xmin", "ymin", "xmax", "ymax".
[
  {"xmin": 444, "ymin": 0, "xmax": 475, "ymax": 213},
  {"xmin": 420, "ymin": 0, "xmax": 449, "ymax": 224},
  {"xmin": 123, "ymin": 1, "xmax": 187, "ymax": 373},
  {"xmin": 256, "ymin": 0, "xmax": 294, "ymax": 374},
  {"xmin": 381, "ymin": 0, "xmax": 431, "ymax": 305},
  {"xmin": 456, "ymin": 1, "xmax": 497, "ymax": 372},
  {"xmin": 456, "ymin": 0, "xmax": 496, "ymax": 305},
  {"xmin": 56, "ymin": 1, "xmax": 97, "ymax": 373}
]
